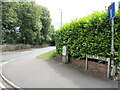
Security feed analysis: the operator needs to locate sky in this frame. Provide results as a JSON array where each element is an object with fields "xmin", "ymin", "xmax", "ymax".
[{"xmin": 35, "ymin": 0, "xmax": 120, "ymax": 29}]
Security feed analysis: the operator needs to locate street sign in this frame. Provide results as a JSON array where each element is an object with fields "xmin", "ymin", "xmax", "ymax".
[
  {"xmin": 108, "ymin": 2, "xmax": 116, "ymax": 76},
  {"xmin": 108, "ymin": 2, "xmax": 115, "ymax": 20},
  {"xmin": 86, "ymin": 54, "xmax": 111, "ymax": 78}
]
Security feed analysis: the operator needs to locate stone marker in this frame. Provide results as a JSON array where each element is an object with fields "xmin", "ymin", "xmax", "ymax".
[{"xmin": 62, "ymin": 46, "xmax": 68, "ymax": 64}]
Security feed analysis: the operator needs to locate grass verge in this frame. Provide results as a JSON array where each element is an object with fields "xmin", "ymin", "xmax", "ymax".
[{"xmin": 36, "ymin": 49, "xmax": 56, "ymax": 59}]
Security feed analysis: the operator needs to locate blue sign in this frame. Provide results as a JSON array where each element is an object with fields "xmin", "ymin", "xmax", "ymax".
[{"xmin": 108, "ymin": 2, "xmax": 115, "ymax": 20}]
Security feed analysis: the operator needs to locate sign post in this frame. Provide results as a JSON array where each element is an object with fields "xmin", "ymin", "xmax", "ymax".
[{"xmin": 108, "ymin": 2, "xmax": 116, "ymax": 76}]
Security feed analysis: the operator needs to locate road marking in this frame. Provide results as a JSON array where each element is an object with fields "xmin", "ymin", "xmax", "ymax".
[
  {"xmin": 0, "ymin": 58, "xmax": 20, "ymax": 88},
  {"xmin": 0, "ymin": 82, "xmax": 6, "ymax": 88},
  {"xmin": 1, "ymin": 73, "xmax": 20, "ymax": 88}
]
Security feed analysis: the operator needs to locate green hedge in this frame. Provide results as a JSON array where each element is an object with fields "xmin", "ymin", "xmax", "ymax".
[{"xmin": 55, "ymin": 10, "xmax": 120, "ymax": 66}]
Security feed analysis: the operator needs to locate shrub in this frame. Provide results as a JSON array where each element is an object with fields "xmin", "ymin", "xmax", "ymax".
[{"xmin": 55, "ymin": 10, "xmax": 120, "ymax": 66}]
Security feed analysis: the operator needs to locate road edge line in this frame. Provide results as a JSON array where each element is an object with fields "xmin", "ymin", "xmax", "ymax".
[
  {"xmin": 0, "ymin": 47, "xmax": 56, "ymax": 88},
  {"xmin": 1, "ymin": 71, "xmax": 20, "ymax": 88},
  {"xmin": 0, "ymin": 59, "xmax": 20, "ymax": 88},
  {"xmin": 0, "ymin": 82, "xmax": 6, "ymax": 88}
]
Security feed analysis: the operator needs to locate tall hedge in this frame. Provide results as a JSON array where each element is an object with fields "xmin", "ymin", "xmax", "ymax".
[{"xmin": 55, "ymin": 10, "xmax": 120, "ymax": 66}]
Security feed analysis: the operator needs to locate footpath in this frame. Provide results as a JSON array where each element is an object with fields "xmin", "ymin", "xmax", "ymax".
[{"xmin": 1, "ymin": 47, "xmax": 119, "ymax": 88}]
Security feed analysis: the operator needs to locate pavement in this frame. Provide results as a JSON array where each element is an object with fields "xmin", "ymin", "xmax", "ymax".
[{"xmin": 0, "ymin": 47, "xmax": 119, "ymax": 88}]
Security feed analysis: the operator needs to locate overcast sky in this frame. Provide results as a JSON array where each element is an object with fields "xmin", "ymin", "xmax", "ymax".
[{"xmin": 35, "ymin": 0, "xmax": 119, "ymax": 29}]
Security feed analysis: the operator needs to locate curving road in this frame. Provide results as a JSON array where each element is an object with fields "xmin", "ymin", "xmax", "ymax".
[
  {"xmin": 0, "ymin": 47, "xmax": 56, "ymax": 62},
  {"xmin": 0, "ymin": 46, "xmax": 119, "ymax": 88},
  {"xmin": 0, "ymin": 46, "xmax": 56, "ymax": 88}
]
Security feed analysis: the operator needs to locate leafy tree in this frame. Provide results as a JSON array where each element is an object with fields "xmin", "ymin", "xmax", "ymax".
[
  {"xmin": 18, "ymin": 2, "xmax": 42, "ymax": 44},
  {"xmin": 1, "ymin": 1, "xmax": 53, "ymax": 45},
  {"xmin": 2, "ymin": 2, "xmax": 19, "ymax": 44},
  {"xmin": 47, "ymin": 25, "xmax": 55, "ymax": 45},
  {"xmin": 40, "ymin": 6, "xmax": 51, "ymax": 43}
]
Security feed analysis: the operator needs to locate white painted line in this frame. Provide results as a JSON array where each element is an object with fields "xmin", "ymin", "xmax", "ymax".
[
  {"xmin": 0, "ymin": 82, "xmax": 6, "ymax": 88},
  {"xmin": 1, "ymin": 72, "xmax": 20, "ymax": 88},
  {"xmin": 0, "ymin": 59, "xmax": 20, "ymax": 88}
]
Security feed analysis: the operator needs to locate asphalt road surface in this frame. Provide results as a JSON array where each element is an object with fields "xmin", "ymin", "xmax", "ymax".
[
  {"xmin": 0, "ymin": 47, "xmax": 56, "ymax": 62},
  {"xmin": 0, "ymin": 47, "xmax": 119, "ymax": 88},
  {"xmin": 0, "ymin": 46, "xmax": 56, "ymax": 88}
]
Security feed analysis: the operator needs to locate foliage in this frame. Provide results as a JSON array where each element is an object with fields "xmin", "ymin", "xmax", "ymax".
[
  {"xmin": 18, "ymin": 2, "xmax": 43, "ymax": 44},
  {"xmin": 55, "ymin": 10, "xmax": 120, "ymax": 65},
  {"xmin": 2, "ymin": 2, "xmax": 19, "ymax": 44},
  {"xmin": 47, "ymin": 25, "xmax": 55, "ymax": 45},
  {"xmin": 1, "ymin": 1, "xmax": 54, "ymax": 45},
  {"xmin": 40, "ymin": 6, "xmax": 51, "ymax": 43}
]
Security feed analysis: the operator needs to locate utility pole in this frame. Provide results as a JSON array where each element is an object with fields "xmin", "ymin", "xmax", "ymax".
[
  {"xmin": 118, "ymin": 1, "xmax": 120, "ymax": 10},
  {"xmin": 59, "ymin": 9, "xmax": 62, "ymax": 26}
]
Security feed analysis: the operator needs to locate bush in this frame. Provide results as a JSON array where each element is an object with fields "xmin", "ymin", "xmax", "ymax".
[{"xmin": 55, "ymin": 10, "xmax": 120, "ymax": 66}]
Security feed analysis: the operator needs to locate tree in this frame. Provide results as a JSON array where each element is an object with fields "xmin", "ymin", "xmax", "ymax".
[
  {"xmin": 2, "ymin": 2, "xmax": 19, "ymax": 44},
  {"xmin": 40, "ymin": 6, "xmax": 51, "ymax": 43},
  {"xmin": 47, "ymin": 25, "xmax": 55, "ymax": 45},
  {"xmin": 2, "ymin": 1, "xmax": 53, "ymax": 45}
]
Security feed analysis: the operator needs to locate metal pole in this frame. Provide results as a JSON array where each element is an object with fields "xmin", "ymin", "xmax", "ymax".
[
  {"xmin": 111, "ymin": 17, "xmax": 114, "ymax": 56},
  {"xmin": 61, "ymin": 10, "xmax": 62, "ymax": 26},
  {"xmin": 59, "ymin": 9, "xmax": 62, "ymax": 26},
  {"xmin": 111, "ymin": 17, "xmax": 115, "ymax": 76},
  {"xmin": 110, "ymin": 2, "xmax": 116, "ymax": 77}
]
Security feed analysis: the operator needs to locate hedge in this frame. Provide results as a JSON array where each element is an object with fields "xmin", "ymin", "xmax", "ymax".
[{"xmin": 55, "ymin": 10, "xmax": 120, "ymax": 66}]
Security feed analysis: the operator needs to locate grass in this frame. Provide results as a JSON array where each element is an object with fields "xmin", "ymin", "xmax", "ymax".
[{"xmin": 36, "ymin": 49, "xmax": 56, "ymax": 59}]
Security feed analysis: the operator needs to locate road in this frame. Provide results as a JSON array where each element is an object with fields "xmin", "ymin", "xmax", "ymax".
[
  {"xmin": 0, "ymin": 46, "xmax": 119, "ymax": 88},
  {"xmin": 0, "ymin": 46, "xmax": 56, "ymax": 88},
  {"xmin": 0, "ymin": 47, "xmax": 56, "ymax": 62}
]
